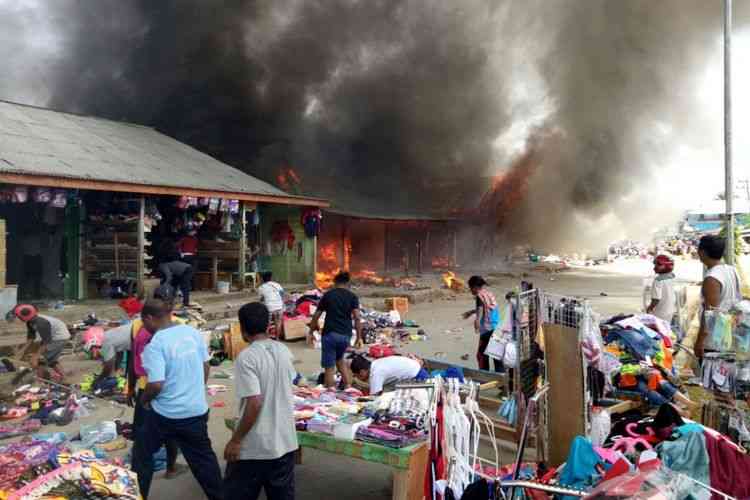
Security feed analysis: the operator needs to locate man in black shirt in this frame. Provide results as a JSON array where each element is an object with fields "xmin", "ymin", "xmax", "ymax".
[{"xmin": 309, "ymin": 272, "xmax": 363, "ymax": 388}]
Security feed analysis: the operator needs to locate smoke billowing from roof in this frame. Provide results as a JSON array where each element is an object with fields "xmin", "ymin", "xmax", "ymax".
[{"xmin": 2, "ymin": 0, "xmax": 749, "ymax": 252}]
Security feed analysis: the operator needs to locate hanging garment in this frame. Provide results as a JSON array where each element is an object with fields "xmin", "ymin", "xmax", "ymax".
[
  {"xmin": 657, "ymin": 431, "xmax": 711, "ymax": 494},
  {"xmin": 704, "ymin": 431, "xmax": 750, "ymax": 500},
  {"xmin": 459, "ymin": 479, "xmax": 490, "ymax": 500},
  {"xmin": 559, "ymin": 436, "xmax": 603, "ymax": 491}
]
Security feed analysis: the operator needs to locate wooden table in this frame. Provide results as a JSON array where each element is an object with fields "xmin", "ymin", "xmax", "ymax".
[{"xmin": 296, "ymin": 431, "xmax": 428, "ymax": 500}]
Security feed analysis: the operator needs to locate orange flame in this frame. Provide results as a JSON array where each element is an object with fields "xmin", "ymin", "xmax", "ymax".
[{"xmin": 442, "ymin": 271, "xmax": 465, "ymax": 291}]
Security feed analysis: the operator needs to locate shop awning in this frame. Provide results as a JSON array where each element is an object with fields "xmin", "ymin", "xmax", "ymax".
[{"xmin": 0, "ymin": 100, "xmax": 328, "ymax": 207}]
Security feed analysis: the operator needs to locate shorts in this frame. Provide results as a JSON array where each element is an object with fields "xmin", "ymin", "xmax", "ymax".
[
  {"xmin": 43, "ymin": 341, "xmax": 67, "ymax": 366},
  {"xmin": 321, "ymin": 332, "xmax": 351, "ymax": 368}
]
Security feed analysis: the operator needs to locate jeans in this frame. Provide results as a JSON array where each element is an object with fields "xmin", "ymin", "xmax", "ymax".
[
  {"xmin": 132, "ymin": 409, "xmax": 223, "ymax": 499},
  {"xmin": 321, "ymin": 332, "xmax": 351, "ymax": 368},
  {"xmin": 133, "ymin": 390, "xmax": 179, "ymax": 471},
  {"xmin": 159, "ymin": 261, "xmax": 193, "ymax": 306},
  {"xmin": 224, "ymin": 451, "xmax": 295, "ymax": 500},
  {"xmin": 637, "ymin": 379, "xmax": 678, "ymax": 406}
]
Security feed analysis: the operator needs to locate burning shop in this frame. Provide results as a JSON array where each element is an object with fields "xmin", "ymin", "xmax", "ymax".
[
  {"xmin": 0, "ymin": 100, "xmax": 328, "ymax": 305},
  {"xmin": 315, "ymin": 199, "xmax": 458, "ymax": 289}
]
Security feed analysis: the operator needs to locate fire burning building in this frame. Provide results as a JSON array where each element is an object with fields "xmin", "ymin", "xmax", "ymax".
[{"xmin": 314, "ymin": 195, "xmax": 459, "ymax": 288}]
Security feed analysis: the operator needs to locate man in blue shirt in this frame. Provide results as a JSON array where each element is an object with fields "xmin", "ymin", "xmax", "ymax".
[{"xmin": 131, "ymin": 299, "xmax": 223, "ymax": 499}]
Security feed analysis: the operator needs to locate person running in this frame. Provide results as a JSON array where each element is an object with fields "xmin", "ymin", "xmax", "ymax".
[
  {"xmin": 131, "ymin": 299, "xmax": 223, "ymax": 499},
  {"xmin": 462, "ymin": 276, "xmax": 501, "ymax": 371},
  {"xmin": 257, "ymin": 272, "xmax": 284, "ymax": 337},
  {"xmin": 224, "ymin": 302, "xmax": 298, "ymax": 500},
  {"xmin": 646, "ymin": 254, "xmax": 677, "ymax": 323},
  {"xmin": 13, "ymin": 305, "xmax": 70, "ymax": 382},
  {"xmin": 695, "ymin": 235, "xmax": 742, "ymax": 359},
  {"xmin": 350, "ymin": 354, "xmax": 422, "ymax": 395},
  {"xmin": 308, "ymin": 271, "xmax": 363, "ymax": 388}
]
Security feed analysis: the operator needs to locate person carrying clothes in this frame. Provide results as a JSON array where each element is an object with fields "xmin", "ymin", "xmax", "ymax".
[
  {"xmin": 695, "ymin": 235, "xmax": 743, "ymax": 359},
  {"xmin": 131, "ymin": 299, "xmax": 223, "ymax": 500},
  {"xmin": 127, "ymin": 285, "xmax": 186, "ymax": 480},
  {"xmin": 158, "ymin": 239, "xmax": 193, "ymax": 309},
  {"xmin": 308, "ymin": 271, "xmax": 364, "ymax": 388},
  {"xmin": 13, "ymin": 305, "xmax": 70, "ymax": 382},
  {"xmin": 463, "ymin": 276, "xmax": 501, "ymax": 371},
  {"xmin": 257, "ymin": 272, "xmax": 284, "ymax": 337},
  {"xmin": 350, "ymin": 354, "xmax": 423, "ymax": 395},
  {"xmin": 647, "ymin": 254, "xmax": 677, "ymax": 323},
  {"xmin": 224, "ymin": 303, "xmax": 298, "ymax": 500}
]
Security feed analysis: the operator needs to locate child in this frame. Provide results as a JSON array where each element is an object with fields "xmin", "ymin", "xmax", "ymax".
[
  {"xmin": 462, "ymin": 276, "xmax": 501, "ymax": 371},
  {"xmin": 258, "ymin": 271, "xmax": 284, "ymax": 336}
]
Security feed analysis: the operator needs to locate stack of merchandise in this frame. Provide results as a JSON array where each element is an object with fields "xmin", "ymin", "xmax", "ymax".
[
  {"xmin": 293, "ymin": 386, "xmax": 429, "ymax": 449},
  {"xmin": 0, "ymin": 384, "xmax": 93, "ymax": 434},
  {"xmin": 0, "ymin": 427, "xmax": 138, "ymax": 499}
]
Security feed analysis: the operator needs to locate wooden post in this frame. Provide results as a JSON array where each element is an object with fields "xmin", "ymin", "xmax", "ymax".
[
  {"xmin": 452, "ymin": 228, "xmax": 458, "ymax": 267},
  {"xmin": 136, "ymin": 196, "xmax": 145, "ymax": 296},
  {"xmin": 416, "ymin": 241, "xmax": 422, "ymax": 275},
  {"xmin": 238, "ymin": 201, "xmax": 247, "ymax": 290},
  {"xmin": 313, "ymin": 234, "xmax": 318, "ymax": 278},
  {"xmin": 425, "ymin": 229, "xmax": 431, "ymax": 269},
  {"xmin": 383, "ymin": 223, "xmax": 390, "ymax": 274},
  {"xmin": 113, "ymin": 231, "xmax": 120, "ymax": 279},
  {"xmin": 212, "ymin": 256, "xmax": 219, "ymax": 291}
]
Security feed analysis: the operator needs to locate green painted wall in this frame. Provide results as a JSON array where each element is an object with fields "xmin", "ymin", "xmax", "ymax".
[{"xmin": 257, "ymin": 205, "xmax": 314, "ymax": 284}]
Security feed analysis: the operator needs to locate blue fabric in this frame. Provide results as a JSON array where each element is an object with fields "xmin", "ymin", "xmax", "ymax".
[
  {"xmin": 657, "ymin": 431, "xmax": 710, "ymax": 488},
  {"xmin": 559, "ymin": 436, "xmax": 602, "ymax": 492},
  {"xmin": 605, "ymin": 328, "xmax": 660, "ymax": 360},
  {"xmin": 488, "ymin": 306, "xmax": 500, "ymax": 331},
  {"xmin": 675, "ymin": 423, "xmax": 705, "ymax": 436},
  {"xmin": 321, "ymin": 332, "xmax": 351, "ymax": 368},
  {"xmin": 635, "ymin": 379, "xmax": 678, "ymax": 406},
  {"xmin": 142, "ymin": 324, "xmax": 210, "ymax": 419},
  {"xmin": 430, "ymin": 366, "xmax": 465, "ymax": 383},
  {"xmin": 415, "ymin": 368, "xmax": 429, "ymax": 381}
]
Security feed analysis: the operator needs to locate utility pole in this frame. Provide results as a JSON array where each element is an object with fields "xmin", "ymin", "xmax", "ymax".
[
  {"xmin": 737, "ymin": 179, "xmax": 750, "ymax": 201},
  {"xmin": 725, "ymin": 0, "xmax": 735, "ymax": 264}
]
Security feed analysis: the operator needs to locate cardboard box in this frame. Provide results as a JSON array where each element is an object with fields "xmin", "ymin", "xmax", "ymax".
[
  {"xmin": 225, "ymin": 323, "xmax": 250, "ymax": 359},
  {"xmin": 384, "ymin": 297, "xmax": 409, "ymax": 319},
  {"xmin": 283, "ymin": 318, "xmax": 309, "ymax": 341}
]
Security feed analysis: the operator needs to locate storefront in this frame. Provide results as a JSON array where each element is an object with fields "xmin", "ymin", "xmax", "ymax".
[{"xmin": 0, "ymin": 100, "xmax": 328, "ymax": 302}]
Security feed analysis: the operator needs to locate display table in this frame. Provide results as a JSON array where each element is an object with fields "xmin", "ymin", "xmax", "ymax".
[
  {"xmin": 296, "ymin": 431, "xmax": 428, "ymax": 500},
  {"xmin": 225, "ymin": 420, "xmax": 427, "ymax": 500}
]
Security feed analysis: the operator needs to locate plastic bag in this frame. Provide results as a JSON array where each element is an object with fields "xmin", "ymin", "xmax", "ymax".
[
  {"xmin": 484, "ymin": 333, "xmax": 508, "ymax": 361},
  {"xmin": 497, "ymin": 396, "xmax": 517, "ymax": 425},
  {"xmin": 590, "ymin": 409, "xmax": 611, "ymax": 447},
  {"xmin": 503, "ymin": 341, "xmax": 519, "ymax": 368},
  {"xmin": 80, "ymin": 421, "xmax": 117, "ymax": 448}
]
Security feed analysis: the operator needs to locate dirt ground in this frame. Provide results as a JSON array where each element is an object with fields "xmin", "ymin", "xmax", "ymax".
[{"xmin": 5, "ymin": 258, "xmax": 705, "ymax": 500}]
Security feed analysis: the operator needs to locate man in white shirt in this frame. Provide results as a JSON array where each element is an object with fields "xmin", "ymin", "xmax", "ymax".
[
  {"xmin": 257, "ymin": 272, "xmax": 284, "ymax": 336},
  {"xmin": 646, "ymin": 255, "xmax": 677, "ymax": 323},
  {"xmin": 350, "ymin": 355, "xmax": 422, "ymax": 395},
  {"xmin": 224, "ymin": 302, "xmax": 297, "ymax": 500},
  {"xmin": 695, "ymin": 235, "xmax": 743, "ymax": 359}
]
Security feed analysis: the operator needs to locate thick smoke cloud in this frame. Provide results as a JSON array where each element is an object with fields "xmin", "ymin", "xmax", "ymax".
[{"xmin": 2, "ymin": 0, "xmax": 749, "ymax": 253}]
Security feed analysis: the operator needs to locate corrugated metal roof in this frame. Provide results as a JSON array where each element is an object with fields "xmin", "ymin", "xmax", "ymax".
[{"xmin": 0, "ymin": 100, "xmax": 324, "ymax": 203}]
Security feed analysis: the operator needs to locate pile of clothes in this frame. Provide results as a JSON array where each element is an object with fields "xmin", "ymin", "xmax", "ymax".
[
  {"xmin": 0, "ymin": 384, "xmax": 93, "ymax": 432},
  {"xmin": 557, "ymin": 405, "xmax": 750, "ymax": 500},
  {"xmin": 0, "ymin": 431, "xmax": 138, "ymax": 499},
  {"xmin": 293, "ymin": 386, "xmax": 429, "ymax": 449}
]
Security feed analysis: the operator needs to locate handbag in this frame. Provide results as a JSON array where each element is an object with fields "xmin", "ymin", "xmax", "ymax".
[{"xmin": 503, "ymin": 341, "xmax": 519, "ymax": 368}]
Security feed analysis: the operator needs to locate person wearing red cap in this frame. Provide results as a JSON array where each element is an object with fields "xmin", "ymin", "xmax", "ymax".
[
  {"xmin": 13, "ymin": 304, "xmax": 70, "ymax": 382},
  {"xmin": 646, "ymin": 255, "xmax": 677, "ymax": 323}
]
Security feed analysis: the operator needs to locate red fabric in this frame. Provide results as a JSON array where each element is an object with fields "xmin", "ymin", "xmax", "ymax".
[
  {"xmin": 177, "ymin": 235, "xmax": 199, "ymax": 255},
  {"xmin": 296, "ymin": 301, "xmax": 314, "ymax": 317},
  {"xmin": 705, "ymin": 431, "xmax": 750, "ymax": 500},
  {"xmin": 424, "ymin": 400, "xmax": 447, "ymax": 500},
  {"xmin": 654, "ymin": 254, "xmax": 674, "ymax": 273},
  {"xmin": 368, "ymin": 344, "xmax": 395, "ymax": 358},
  {"xmin": 118, "ymin": 297, "xmax": 143, "ymax": 318}
]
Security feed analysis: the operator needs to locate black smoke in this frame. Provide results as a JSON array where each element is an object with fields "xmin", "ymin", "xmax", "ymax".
[{"xmin": 2, "ymin": 0, "xmax": 749, "ymax": 251}]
